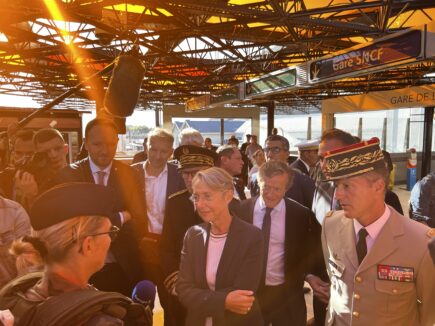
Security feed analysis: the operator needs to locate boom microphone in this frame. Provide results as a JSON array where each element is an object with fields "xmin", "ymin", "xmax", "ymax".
[
  {"xmin": 104, "ymin": 55, "xmax": 145, "ymax": 118},
  {"xmin": 131, "ymin": 280, "xmax": 156, "ymax": 310}
]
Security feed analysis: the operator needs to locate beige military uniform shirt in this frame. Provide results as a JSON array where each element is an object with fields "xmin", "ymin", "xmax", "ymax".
[{"xmin": 322, "ymin": 207, "xmax": 435, "ymax": 326}]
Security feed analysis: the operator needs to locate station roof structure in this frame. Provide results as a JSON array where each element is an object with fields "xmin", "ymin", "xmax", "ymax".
[{"xmin": 0, "ymin": 0, "xmax": 434, "ymax": 113}]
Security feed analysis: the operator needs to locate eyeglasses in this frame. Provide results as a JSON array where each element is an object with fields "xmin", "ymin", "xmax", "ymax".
[
  {"xmin": 264, "ymin": 146, "xmax": 286, "ymax": 154},
  {"xmin": 86, "ymin": 225, "xmax": 120, "ymax": 241}
]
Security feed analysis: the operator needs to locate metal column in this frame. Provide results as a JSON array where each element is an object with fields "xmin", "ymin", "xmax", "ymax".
[
  {"xmin": 421, "ymin": 107, "xmax": 434, "ymax": 177},
  {"xmin": 267, "ymin": 101, "xmax": 275, "ymax": 136}
]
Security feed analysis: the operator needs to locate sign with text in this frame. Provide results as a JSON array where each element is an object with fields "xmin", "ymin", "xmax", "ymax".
[
  {"xmin": 209, "ymin": 84, "xmax": 242, "ymax": 107},
  {"xmin": 322, "ymin": 84, "xmax": 435, "ymax": 113},
  {"xmin": 309, "ymin": 29, "xmax": 423, "ymax": 82},
  {"xmin": 245, "ymin": 68, "xmax": 296, "ymax": 98}
]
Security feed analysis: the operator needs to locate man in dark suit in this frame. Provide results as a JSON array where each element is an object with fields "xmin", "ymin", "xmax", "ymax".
[
  {"xmin": 53, "ymin": 118, "xmax": 147, "ymax": 296},
  {"xmin": 290, "ymin": 139, "xmax": 319, "ymax": 178},
  {"xmin": 235, "ymin": 160, "xmax": 323, "ymax": 325},
  {"xmin": 264, "ymin": 135, "xmax": 315, "ymax": 209},
  {"xmin": 131, "ymin": 136, "xmax": 148, "ymax": 164},
  {"xmin": 216, "ymin": 145, "xmax": 246, "ymax": 200},
  {"xmin": 131, "ymin": 127, "xmax": 184, "ymax": 326}
]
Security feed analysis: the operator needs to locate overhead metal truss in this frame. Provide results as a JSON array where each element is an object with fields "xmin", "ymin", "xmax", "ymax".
[{"xmin": 0, "ymin": 0, "xmax": 433, "ymax": 113}]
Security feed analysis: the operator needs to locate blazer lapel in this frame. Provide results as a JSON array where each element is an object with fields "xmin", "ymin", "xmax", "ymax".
[
  {"xmin": 83, "ymin": 159, "xmax": 95, "ymax": 183},
  {"xmin": 197, "ymin": 224, "xmax": 210, "ymax": 289},
  {"xmin": 358, "ymin": 211, "xmax": 403, "ymax": 273},
  {"xmin": 107, "ymin": 161, "xmax": 118, "ymax": 187},
  {"xmin": 215, "ymin": 218, "xmax": 240, "ymax": 289}
]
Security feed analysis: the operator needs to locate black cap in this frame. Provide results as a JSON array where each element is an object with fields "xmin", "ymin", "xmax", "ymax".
[
  {"xmin": 30, "ymin": 183, "xmax": 117, "ymax": 231},
  {"xmin": 173, "ymin": 145, "xmax": 217, "ymax": 170}
]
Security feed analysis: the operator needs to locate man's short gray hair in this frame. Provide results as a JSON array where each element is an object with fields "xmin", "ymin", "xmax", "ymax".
[{"xmin": 179, "ymin": 128, "xmax": 204, "ymax": 146}]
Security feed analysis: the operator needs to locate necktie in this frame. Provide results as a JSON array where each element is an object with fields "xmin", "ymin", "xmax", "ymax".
[
  {"xmin": 262, "ymin": 207, "xmax": 273, "ymax": 281},
  {"xmin": 96, "ymin": 170, "xmax": 106, "ymax": 186},
  {"xmin": 356, "ymin": 228, "xmax": 369, "ymax": 265}
]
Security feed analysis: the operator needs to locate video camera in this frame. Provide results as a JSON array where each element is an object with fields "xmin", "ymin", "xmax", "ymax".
[{"xmin": 15, "ymin": 151, "xmax": 53, "ymax": 184}]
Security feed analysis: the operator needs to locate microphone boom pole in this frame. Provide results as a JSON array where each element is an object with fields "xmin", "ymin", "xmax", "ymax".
[{"xmin": 18, "ymin": 59, "xmax": 117, "ymax": 128}]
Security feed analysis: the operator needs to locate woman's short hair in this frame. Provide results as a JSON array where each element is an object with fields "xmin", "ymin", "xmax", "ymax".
[
  {"xmin": 251, "ymin": 149, "xmax": 264, "ymax": 165},
  {"xmin": 11, "ymin": 216, "xmax": 107, "ymax": 265},
  {"xmin": 257, "ymin": 160, "xmax": 293, "ymax": 190},
  {"xmin": 148, "ymin": 127, "xmax": 174, "ymax": 146},
  {"xmin": 192, "ymin": 167, "xmax": 234, "ymax": 193},
  {"xmin": 179, "ymin": 128, "xmax": 204, "ymax": 146}
]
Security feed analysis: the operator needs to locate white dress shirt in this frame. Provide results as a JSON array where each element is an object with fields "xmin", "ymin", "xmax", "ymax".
[
  {"xmin": 89, "ymin": 157, "xmax": 112, "ymax": 186},
  {"xmin": 253, "ymin": 197, "xmax": 286, "ymax": 285},
  {"xmin": 144, "ymin": 161, "xmax": 168, "ymax": 234},
  {"xmin": 353, "ymin": 205, "xmax": 390, "ymax": 253}
]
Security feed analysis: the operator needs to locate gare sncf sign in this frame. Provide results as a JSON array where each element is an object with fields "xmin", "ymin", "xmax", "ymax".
[{"xmin": 309, "ymin": 29, "xmax": 422, "ymax": 82}]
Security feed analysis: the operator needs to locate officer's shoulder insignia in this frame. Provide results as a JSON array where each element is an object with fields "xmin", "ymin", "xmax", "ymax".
[
  {"xmin": 168, "ymin": 188, "xmax": 188, "ymax": 199},
  {"xmin": 325, "ymin": 210, "xmax": 334, "ymax": 218},
  {"xmin": 427, "ymin": 228, "xmax": 435, "ymax": 238}
]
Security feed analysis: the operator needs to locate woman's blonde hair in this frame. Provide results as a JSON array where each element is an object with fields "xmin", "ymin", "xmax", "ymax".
[
  {"xmin": 10, "ymin": 216, "xmax": 107, "ymax": 266},
  {"xmin": 192, "ymin": 167, "xmax": 233, "ymax": 193}
]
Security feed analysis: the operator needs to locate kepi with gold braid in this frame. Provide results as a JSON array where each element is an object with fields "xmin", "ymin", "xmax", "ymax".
[
  {"xmin": 323, "ymin": 137, "xmax": 385, "ymax": 181},
  {"xmin": 174, "ymin": 145, "xmax": 218, "ymax": 170}
]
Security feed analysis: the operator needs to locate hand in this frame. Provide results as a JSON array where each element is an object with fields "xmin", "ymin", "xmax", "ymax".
[
  {"xmin": 305, "ymin": 275, "xmax": 330, "ymax": 304},
  {"xmin": 14, "ymin": 170, "xmax": 38, "ymax": 199},
  {"xmin": 224, "ymin": 290, "xmax": 255, "ymax": 315}
]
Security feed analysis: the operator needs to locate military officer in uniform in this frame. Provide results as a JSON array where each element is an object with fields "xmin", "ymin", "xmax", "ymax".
[
  {"xmin": 160, "ymin": 145, "xmax": 218, "ymax": 325},
  {"xmin": 321, "ymin": 138, "xmax": 435, "ymax": 326}
]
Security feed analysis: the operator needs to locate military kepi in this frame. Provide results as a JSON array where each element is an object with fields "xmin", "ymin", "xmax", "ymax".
[
  {"xmin": 30, "ymin": 183, "xmax": 116, "ymax": 230},
  {"xmin": 174, "ymin": 145, "xmax": 217, "ymax": 170},
  {"xmin": 323, "ymin": 137, "xmax": 385, "ymax": 181}
]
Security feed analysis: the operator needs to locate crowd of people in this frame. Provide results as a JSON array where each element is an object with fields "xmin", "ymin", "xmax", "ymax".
[{"xmin": 0, "ymin": 119, "xmax": 434, "ymax": 326}]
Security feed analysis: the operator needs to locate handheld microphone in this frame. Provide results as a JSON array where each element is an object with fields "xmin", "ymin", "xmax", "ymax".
[
  {"xmin": 131, "ymin": 280, "xmax": 156, "ymax": 310},
  {"xmin": 104, "ymin": 55, "xmax": 145, "ymax": 118}
]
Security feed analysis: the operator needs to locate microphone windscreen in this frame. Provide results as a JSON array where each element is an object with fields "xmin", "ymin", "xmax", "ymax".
[
  {"xmin": 132, "ymin": 280, "xmax": 156, "ymax": 309},
  {"xmin": 104, "ymin": 55, "xmax": 145, "ymax": 118}
]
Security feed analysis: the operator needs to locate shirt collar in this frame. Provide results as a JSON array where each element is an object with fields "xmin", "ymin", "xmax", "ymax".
[
  {"xmin": 353, "ymin": 205, "xmax": 390, "ymax": 241},
  {"xmin": 88, "ymin": 157, "xmax": 112, "ymax": 174},
  {"xmin": 144, "ymin": 161, "xmax": 168, "ymax": 178},
  {"xmin": 258, "ymin": 196, "xmax": 285, "ymax": 214},
  {"xmin": 300, "ymin": 159, "xmax": 311, "ymax": 172}
]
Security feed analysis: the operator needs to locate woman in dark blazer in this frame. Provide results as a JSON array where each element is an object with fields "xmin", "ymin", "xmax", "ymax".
[{"xmin": 176, "ymin": 167, "xmax": 264, "ymax": 326}]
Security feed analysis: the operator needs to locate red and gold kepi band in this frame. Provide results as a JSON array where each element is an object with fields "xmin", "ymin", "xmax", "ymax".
[
  {"xmin": 323, "ymin": 137, "xmax": 385, "ymax": 181},
  {"xmin": 174, "ymin": 145, "xmax": 218, "ymax": 170}
]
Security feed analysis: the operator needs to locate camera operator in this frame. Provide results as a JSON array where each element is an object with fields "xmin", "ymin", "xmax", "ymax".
[
  {"xmin": 0, "ymin": 130, "xmax": 35, "ymax": 203},
  {"xmin": 13, "ymin": 128, "xmax": 68, "ymax": 209}
]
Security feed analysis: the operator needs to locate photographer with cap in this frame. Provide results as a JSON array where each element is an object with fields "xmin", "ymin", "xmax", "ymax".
[
  {"xmin": 321, "ymin": 138, "xmax": 435, "ymax": 326},
  {"xmin": 0, "ymin": 183, "xmax": 151, "ymax": 325}
]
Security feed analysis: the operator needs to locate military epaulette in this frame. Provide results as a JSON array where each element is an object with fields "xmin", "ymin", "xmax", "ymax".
[
  {"xmin": 168, "ymin": 188, "xmax": 188, "ymax": 199},
  {"xmin": 325, "ymin": 210, "xmax": 334, "ymax": 218},
  {"xmin": 427, "ymin": 228, "xmax": 435, "ymax": 238}
]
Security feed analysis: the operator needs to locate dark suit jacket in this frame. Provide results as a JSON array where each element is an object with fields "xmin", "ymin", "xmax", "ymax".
[
  {"xmin": 234, "ymin": 196, "xmax": 323, "ymax": 325},
  {"xmin": 285, "ymin": 169, "xmax": 315, "ymax": 209},
  {"xmin": 177, "ymin": 217, "xmax": 264, "ymax": 326},
  {"xmin": 0, "ymin": 168, "xmax": 15, "ymax": 200},
  {"xmin": 290, "ymin": 158, "xmax": 309, "ymax": 176},
  {"xmin": 53, "ymin": 157, "xmax": 147, "ymax": 284}
]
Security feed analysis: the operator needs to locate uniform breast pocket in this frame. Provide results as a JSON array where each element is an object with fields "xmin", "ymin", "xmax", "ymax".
[{"xmin": 375, "ymin": 279, "xmax": 416, "ymax": 313}]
